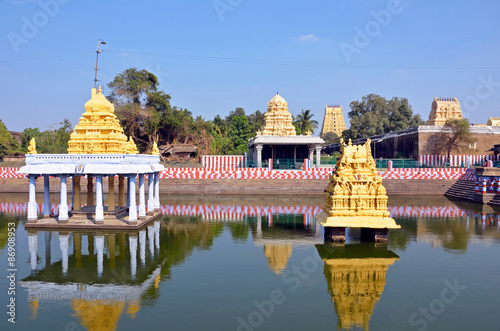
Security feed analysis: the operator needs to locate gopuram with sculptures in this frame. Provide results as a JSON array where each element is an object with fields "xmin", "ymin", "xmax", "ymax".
[
  {"xmin": 247, "ymin": 93, "xmax": 324, "ymax": 169},
  {"xmin": 19, "ymin": 87, "xmax": 165, "ymax": 229},
  {"xmin": 317, "ymin": 138, "xmax": 400, "ymax": 242}
]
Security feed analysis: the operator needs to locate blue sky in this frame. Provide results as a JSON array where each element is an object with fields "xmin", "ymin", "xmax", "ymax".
[{"xmin": 1, "ymin": 0, "xmax": 499, "ymax": 132}]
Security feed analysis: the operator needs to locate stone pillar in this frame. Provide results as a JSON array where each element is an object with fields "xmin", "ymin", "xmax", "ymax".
[
  {"xmin": 59, "ymin": 232, "xmax": 69, "ymax": 275},
  {"xmin": 154, "ymin": 172, "xmax": 160, "ymax": 210},
  {"xmin": 126, "ymin": 177, "xmax": 131, "ymax": 208},
  {"xmin": 138, "ymin": 174, "xmax": 146, "ymax": 218},
  {"xmin": 27, "ymin": 175, "xmax": 37, "ymax": 222},
  {"xmin": 43, "ymin": 175, "xmax": 50, "ymax": 217},
  {"xmin": 315, "ymin": 146, "xmax": 322, "ymax": 166},
  {"xmin": 28, "ymin": 232, "xmax": 38, "ymax": 271},
  {"xmin": 324, "ymin": 227, "xmax": 345, "ymax": 242},
  {"xmin": 73, "ymin": 176, "xmax": 81, "ymax": 211},
  {"xmin": 44, "ymin": 231, "xmax": 51, "ymax": 267},
  {"xmin": 308, "ymin": 146, "xmax": 314, "ymax": 167},
  {"xmin": 118, "ymin": 175, "xmax": 125, "ymax": 207},
  {"xmin": 139, "ymin": 230, "xmax": 146, "ymax": 266},
  {"xmin": 256, "ymin": 215, "xmax": 262, "ymax": 237},
  {"xmin": 87, "ymin": 176, "xmax": 94, "ymax": 207},
  {"xmin": 59, "ymin": 176, "xmax": 69, "ymax": 222},
  {"xmin": 96, "ymin": 235, "xmax": 104, "ymax": 278},
  {"xmin": 147, "ymin": 174, "xmax": 154, "ymax": 214},
  {"xmin": 256, "ymin": 144, "xmax": 263, "ymax": 168},
  {"xmin": 74, "ymin": 234, "xmax": 82, "ymax": 269},
  {"xmin": 154, "ymin": 220, "xmax": 160, "ymax": 250},
  {"xmin": 95, "ymin": 176, "xmax": 104, "ymax": 224},
  {"xmin": 108, "ymin": 176, "xmax": 115, "ymax": 212},
  {"xmin": 129, "ymin": 235, "xmax": 138, "ymax": 281},
  {"xmin": 128, "ymin": 175, "xmax": 138, "ymax": 224}
]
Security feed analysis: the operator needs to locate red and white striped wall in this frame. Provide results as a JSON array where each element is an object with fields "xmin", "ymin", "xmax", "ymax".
[
  {"xmin": 419, "ymin": 154, "xmax": 499, "ymax": 167},
  {"xmin": 201, "ymin": 155, "xmax": 246, "ymax": 169},
  {"xmin": 1, "ymin": 201, "xmax": 499, "ymax": 222}
]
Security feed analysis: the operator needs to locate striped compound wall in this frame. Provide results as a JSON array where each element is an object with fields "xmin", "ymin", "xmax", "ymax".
[
  {"xmin": 1, "ymin": 166, "xmax": 474, "ymax": 180},
  {"xmin": 201, "ymin": 155, "xmax": 246, "ymax": 169},
  {"xmin": 1, "ymin": 202, "xmax": 498, "ymax": 222},
  {"xmin": 420, "ymin": 154, "xmax": 499, "ymax": 167}
]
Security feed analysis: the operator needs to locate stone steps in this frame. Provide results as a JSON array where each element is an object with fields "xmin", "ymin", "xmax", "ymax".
[{"xmin": 444, "ymin": 180, "xmax": 475, "ymax": 202}]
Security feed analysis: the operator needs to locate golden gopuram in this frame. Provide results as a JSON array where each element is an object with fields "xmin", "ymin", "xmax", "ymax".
[
  {"xmin": 259, "ymin": 93, "xmax": 297, "ymax": 137},
  {"xmin": 320, "ymin": 105, "xmax": 346, "ymax": 138},
  {"xmin": 68, "ymin": 87, "xmax": 137, "ymax": 154},
  {"xmin": 316, "ymin": 138, "xmax": 400, "ymax": 242},
  {"xmin": 426, "ymin": 97, "xmax": 463, "ymax": 126}
]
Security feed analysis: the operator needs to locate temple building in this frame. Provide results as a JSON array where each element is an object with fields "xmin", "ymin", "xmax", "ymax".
[
  {"xmin": 19, "ymin": 87, "xmax": 164, "ymax": 227},
  {"xmin": 320, "ymin": 105, "xmax": 346, "ymax": 138},
  {"xmin": 426, "ymin": 97, "xmax": 463, "ymax": 126},
  {"xmin": 487, "ymin": 117, "xmax": 500, "ymax": 126},
  {"xmin": 247, "ymin": 93, "xmax": 324, "ymax": 168}
]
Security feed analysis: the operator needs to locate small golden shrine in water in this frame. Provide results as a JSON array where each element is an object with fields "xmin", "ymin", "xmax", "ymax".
[
  {"xmin": 67, "ymin": 87, "xmax": 138, "ymax": 154},
  {"xmin": 317, "ymin": 138, "xmax": 399, "ymax": 239}
]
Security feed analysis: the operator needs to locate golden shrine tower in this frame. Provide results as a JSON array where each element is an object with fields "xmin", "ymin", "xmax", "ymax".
[
  {"xmin": 258, "ymin": 93, "xmax": 296, "ymax": 137},
  {"xmin": 317, "ymin": 139, "xmax": 399, "ymax": 241},
  {"xmin": 320, "ymin": 105, "xmax": 346, "ymax": 138},
  {"xmin": 426, "ymin": 97, "xmax": 463, "ymax": 126},
  {"xmin": 67, "ymin": 87, "xmax": 138, "ymax": 154}
]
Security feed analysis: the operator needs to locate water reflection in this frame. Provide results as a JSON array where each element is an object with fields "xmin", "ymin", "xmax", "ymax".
[{"xmin": 316, "ymin": 243, "xmax": 399, "ymax": 330}]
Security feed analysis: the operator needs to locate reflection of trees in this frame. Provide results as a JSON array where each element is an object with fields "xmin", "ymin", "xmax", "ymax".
[
  {"xmin": 227, "ymin": 222, "xmax": 249, "ymax": 243},
  {"xmin": 418, "ymin": 218, "xmax": 470, "ymax": 252},
  {"xmin": 388, "ymin": 218, "xmax": 416, "ymax": 251},
  {"xmin": 0, "ymin": 213, "xmax": 18, "ymax": 250}
]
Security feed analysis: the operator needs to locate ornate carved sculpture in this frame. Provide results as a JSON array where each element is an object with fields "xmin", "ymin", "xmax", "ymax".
[
  {"xmin": 426, "ymin": 97, "xmax": 463, "ymax": 126},
  {"xmin": 317, "ymin": 139, "xmax": 400, "ymax": 229},
  {"xmin": 28, "ymin": 137, "xmax": 37, "ymax": 155},
  {"xmin": 259, "ymin": 93, "xmax": 296, "ymax": 137}
]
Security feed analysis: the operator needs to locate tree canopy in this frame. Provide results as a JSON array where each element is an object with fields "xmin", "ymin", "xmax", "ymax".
[
  {"xmin": 0, "ymin": 120, "xmax": 20, "ymax": 159},
  {"xmin": 343, "ymin": 94, "xmax": 424, "ymax": 139},
  {"xmin": 293, "ymin": 109, "xmax": 318, "ymax": 135},
  {"xmin": 20, "ymin": 119, "xmax": 72, "ymax": 154},
  {"xmin": 442, "ymin": 118, "xmax": 474, "ymax": 157}
]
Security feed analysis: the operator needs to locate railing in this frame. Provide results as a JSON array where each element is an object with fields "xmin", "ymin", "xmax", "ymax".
[{"xmin": 272, "ymin": 159, "xmax": 304, "ymax": 170}]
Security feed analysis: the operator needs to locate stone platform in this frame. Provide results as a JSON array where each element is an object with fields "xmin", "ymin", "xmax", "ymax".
[{"xmin": 25, "ymin": 209, "xmax": 161, "ymax": 231}]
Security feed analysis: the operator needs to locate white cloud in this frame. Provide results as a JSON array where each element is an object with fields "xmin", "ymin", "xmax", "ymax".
[{"xmin": 298, "ymin": 33, "xmax": 320, "ymax": 43}]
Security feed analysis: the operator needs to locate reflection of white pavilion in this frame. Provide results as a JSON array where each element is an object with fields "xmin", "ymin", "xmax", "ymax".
[
  {"xmin": 18, "ymin": 87, "xmax": 165, "ymax": 226},
  {"xmin": 21, "ymin": 222, "xmax": 162, "ymax": 330}
]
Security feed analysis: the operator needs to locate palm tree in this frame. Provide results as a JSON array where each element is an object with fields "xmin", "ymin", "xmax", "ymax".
[{"xmin": 294, "ymin": 109, "xmax": 318, "ymax": 135}]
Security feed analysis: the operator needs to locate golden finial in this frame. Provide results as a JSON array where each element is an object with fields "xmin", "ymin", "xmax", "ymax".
[{"xmin": 28, "ymin": 137, "xmax": 37, "ymax": 154}]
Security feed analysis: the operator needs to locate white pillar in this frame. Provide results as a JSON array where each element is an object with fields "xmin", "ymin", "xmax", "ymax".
[
  {"xmin": 128, "ymin": 175, "xmax": 137, "ymax": 223},
  {"xmin": 315, "ymin": 146, "xmax": 322, "ymax": 166},
  {"xmin": 59, "ymin": 233, "xmax": 69, "ymax": 275},
  {"xmin": 147, "ymin": 174, "xmax": 154, "ymax": 214},
  {"xmin": 126, "ymin": 177, "xmax": 131, "ymax": 208},
  {"xmin": 95, "ymin": 176, "xmax": 104, "ymax": 223},
  {"xmin": 308, "ymin": 146, "xmax": 314, "ymax": 167},
  {"xmin": 43, "ymin": 175, "xmax": 50, "ymax": 217},
  {"xmin": 256, "ymin": 144, "xmax": 263, "ymax": 168},
  {"xmin": 138, "ymin": 174, "xmax": 146, "ymax": 218},
  {"xmin": 28, "ymin": 175, "xmax": 37, "ymax": 221},
  {"xmin": 28, "ymin": 232, "xmax": 38, "ymax": 271},
  {"xmin": 44, "ymin": 231, "xmax": 51, "ymax": 267},
  {"xmin": 96, "ymin": 235, "xmax": 104, "ymax": 278},
  {"xmin": 139, "ymin": 229, "xmax": 146, "ymax": 267},
  {"xmin": 148, "ymin": 224, "xmax": 155, "ymax": 258},
  {"xmin": 129, "ymin": 235, "xmax": 138, "ymax": 280},
  {"xmin": 154, "ymin": 172, "xmax": 160, "ymax": 210},
  {"xmin": 59, "ymin": 176, "xmax": 69, "ymax": 221},
  {"xmin": 256, "ymin": 215, "xmax": 262, "ymax": 238}
]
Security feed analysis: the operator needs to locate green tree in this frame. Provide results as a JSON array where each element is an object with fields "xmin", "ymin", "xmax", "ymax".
[
  {"xmin": 321, "ymin": 132, "xmax": 339, "ymax": 145},
  {"xmin": 294, "ymin": 109, "xmax": 318, "ymax": 135},
  {"xmin": 227, "ymin": 114, "xmax": 253, "ymax": 154},
  {"xmin": 0, "ymin": 120, "xmax": 20, "ymax": 159},
  {"xmin": 344, "ymin": 94, "xmax": 422, "ymax": 139},
  {"xmin": 248, "ymin": 110, "xmax": 265, "ymax": 133},
  {"xmin": 442, "ymin": 118, "xmax": 473, "ymax": 158}
]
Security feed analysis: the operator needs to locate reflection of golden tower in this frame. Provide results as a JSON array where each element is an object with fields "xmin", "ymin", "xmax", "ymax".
[
  {"xmin": 321, "ymin": 105, "xmax": 346, "ymax": 138},
  {"xmin": 68, "ymin": 87, "xmax": 138, "ymax": 154},
  {"xmin": 316, "ymin": 244, "xmax": 399, "ymax": 330},
  {"xmin": 263, "ymin": 244, "xmax": 292, "ymax": 275},
  {"xmin": 426, "ymin": 97, "xmax": 463, "ymax": 126},
  {"xmin": 259, "ymin": 93, "xmax": 296, "ymax": 137},
  {"xmin": 71, "ymin": 299, "xmax": 126, "ymax": 331}
]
